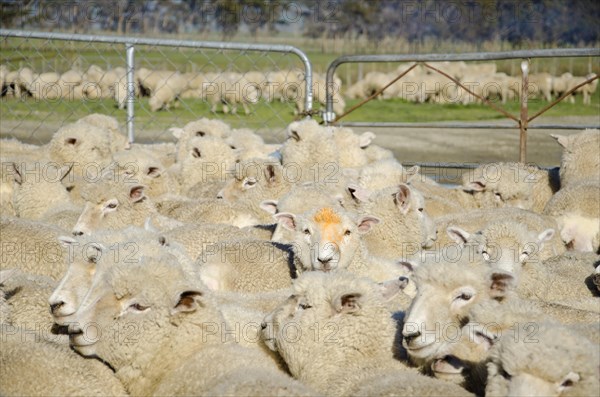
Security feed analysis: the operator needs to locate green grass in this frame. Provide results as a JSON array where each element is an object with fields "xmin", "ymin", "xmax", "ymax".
[{"xmin": 340, "ymin": 90, "xmax": 600, "ymax": 123}]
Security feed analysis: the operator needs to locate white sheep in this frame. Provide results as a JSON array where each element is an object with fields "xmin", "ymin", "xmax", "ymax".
[
  {"xmin": 156, "ymin": 196, "xmax": 261, "ymax": 228},
  {"xmin": 76, "ymin": 113, "xmax": 128, "ymax": 152},
  {"xmin": 263, "ymin": 182, "xmax": 344, "ymax": 244},
  {"xmin": 402, "ymin": 257, "xmax": 513, "ymax": 367},
  {"xmin": 551, "ymin": 128, "xmax": 600, "ymax": 186},
  {"xmin": 279, "ymin": 119, "xmax": 340, "ymax": 182},
  {"xmin": 148, "ymin": 72, "xmax": 188, "ymax": 112},
  {"xmin": 356, "ymin": 183, "xmax": 438, "ymax": 257},
  {"xmin": 461, "ymin": 162, "xmax": 560, "ymax": 213},
  {"xmin": 196, "ymin": 238, "xmax": 297, "ymax": 293},
  {"xmin": 9, "ymin": 160, "xmax": 81, "ymax": 230},
  {"xmin": 204, "ymin": 72, "xmax": 260, "ymax": 115},
  {"xmin": 67, "ymin": 251, "xmax": 314, "ymax": 396},
  {"xmin": 543, "ymin": 180, "xmax": 600, "ymax": 252},
  {"xmin": 485, "ymin": 322, "xmax": 600, "ymax": 396},
  {"xmin": 446, "ymin": 219, "xmax": 560, "ymax": 276},
  {"xmin": 72, "ymin": 174, "xmax": 181, "ymax": 235},
  {"xmin": 0, "ymin": 326, "xmax": 128, "ymax": 396},
  {"xmin": 275, "ymin": 206, "xmax": 410, "ymax": 282},
  {"xmin": 0, "ymin": 268, "xmax": 67, "ymax": 345},
  {"xmin": 112, "ymin": 146, "xmax": 176, "ymax": 198},
  {"xmin": 49, "ymin": 226, "xmax": 193, "ymax": 330},
  {"xmin": 178, "ymin": 135, "xmax": 237, "ymax": 195},
  {"xmin": 434, "ymin": 207, "xmax": 564, "ymax": 252},
  {"xmin": 332, "ymin": 127, "xmax": 376, "ymax": 168},
  {"xmin": 261, "ymin": 270, "xmax": 471, "ymax": 396},
  {"xmin": 0, "ymin": 217, "xmax": 68, "ymax": 280},
  {"xmin": 218, "ymin": 158, "xmax": 293, "ymax": 223},
  {"xmin": 170, "ymin": 117, "xmax": 232, "ymax": 164}
]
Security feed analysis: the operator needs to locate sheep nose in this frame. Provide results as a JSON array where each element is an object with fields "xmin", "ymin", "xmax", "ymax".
[
  {"xmin": 260, "ymin": 322, "xmax": 267, "ymax": 330},
  {"xmin": 72, "ymin": 230, "xmax": 84, "ymax": 236},
  {"xmin": 403, "ymin": 330, "xmax": 421, "ymax": 344},
  {"xmin": 49, "ymin": 301, "xmax": 64, "ymax": 314}
]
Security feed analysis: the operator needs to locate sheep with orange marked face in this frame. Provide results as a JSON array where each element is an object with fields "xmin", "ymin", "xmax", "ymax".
[{"xmin": 275, "ymin": 206, "xmax": 408, "ymax": 282}]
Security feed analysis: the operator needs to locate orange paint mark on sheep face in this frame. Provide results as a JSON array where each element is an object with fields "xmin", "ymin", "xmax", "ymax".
[
  {"xmin": 313, "ymin": 207, "xmax": 341, "ymax": 225},
  {"xmin": 313, "ymin": 207, "xmax": 343, "ymax": 246}
]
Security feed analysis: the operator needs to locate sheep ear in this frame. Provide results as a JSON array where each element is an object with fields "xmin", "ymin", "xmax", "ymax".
[
  {"xmin": 171, "ymin": 290, "xmax": 204, "ymax": 314},
  {"xmin": 260, "ymin": 200, "xmax": 279, "ymax": 215},
  {"xmin": 146, "ymin": 166, "xmax": 161, "ymax": 178},
  {"xmin": 378, "ymin": 276, "xmax": 411, "ymax": 301},
  {"xmin": 264, "ymin": 164, "xmax": 277, "ymax": 185},
  {"xmin": 405, "ymin": 165, "xmax": 420, "ymax": 183},
  {"xmin": 11, "ymin": 163, "xmax": 22, "ymax": 185},
  {"xmin": 347, "ymin": 184, "xmax": 371, "ymax": 202},
  {"xmin": 169, "ymin": 127, "xmax": 184, "ymax": 140},
  {"xmin": 537, "ymin": 228, "xmax": 555, "ymax": 244},
  {"xmin": 489, "ymin": 272, "xmax": 514, "ymax": 300},
  {"xmin": 463, "ymin": 179, "xmax": 486, "ymax": 192},
  {"xmin": 447, "ymin": 226, "xmax": 471, "ymax": 247},
  {"xmin": 357, "ymin": 216, "xmax": 380, "ymax": 234},
  {"xmin": 359, "ymin": 131, "xmax": 375, "ymax": 148},
  {"xmin": 394, "ymin": 184, "xmax": 412, "ymax": 215},
  {"xmin": 129, "ymin": 185, "xmax": 146, "ymax": 203},
  {"xmin": 550, "ymin": 134, "xmax": 569, "ymax": 148},
  {"xmin": 333, "ymin": 292, "xmax": 362, "ymax": 314},
  {"xmin": 397, "ymin": 258, "xmax": 419, "ymax": 273},
  {"xmin": 274, "ymin": 212, "xmax": 296, "ymax": 231}
]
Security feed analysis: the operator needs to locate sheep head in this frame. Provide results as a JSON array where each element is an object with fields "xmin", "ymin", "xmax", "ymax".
[{"xmin": 275, "ymin": 206, "xmax": 379, "ymax": 272}]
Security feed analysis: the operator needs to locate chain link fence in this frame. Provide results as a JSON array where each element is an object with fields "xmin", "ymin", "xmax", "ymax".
[{"xmin": 0, "ymin": 29, "xmax": 313, "ymax": 145}]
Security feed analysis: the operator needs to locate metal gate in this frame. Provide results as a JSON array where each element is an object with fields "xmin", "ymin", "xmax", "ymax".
[{"xmin": 0, "ymin": 29, "xmax": 313, "ymax": 144}]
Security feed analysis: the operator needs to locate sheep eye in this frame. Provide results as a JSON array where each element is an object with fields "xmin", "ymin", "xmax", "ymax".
[
  {"xmin": 456, "ymin": 293, "xmax": 473, "ymax": 301},
  {"xmin": 494, "ymin": 192, "xmax": 502, "ymax": 199},
  {"xmin": 482, "ymin": 251, "xmax": 491, "ymax": 261},
  {"xmin": 196, "ymin": 131, "xmax": 206, "ymax": 137},
  {"xmin": 129, "ymin": 303, "xmax": 149, "ymax": 312},
  {"xmin": 303, "ymin": 229, "xmax": 311, "ymax": 235},
  {"xmin": 244, "ymin": 178, "xmax": 257, "ymax": 187},
  {"xmin": 192, "ymin": 148, "xmax": 201, "ymax": 158},
  {"xmin": 344, "ymin": 230, "xmax": 351, "ymax": 236},
  {"xmin": 418, "ymin": 208, "xmax": 424, "ymax": 212},
  {"xmin": 290, "ymin": 131, "xmax": 300, "ymax": 141},
  {"xmin": 299, "ymin": 303, "xmax": 312, "ymax": 310},
  {"xmin": 107, "ymin": 203, "xmax": 117, "ymax": 209}
]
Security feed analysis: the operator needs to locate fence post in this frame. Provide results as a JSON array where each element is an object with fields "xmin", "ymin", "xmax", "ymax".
[
  {"xmin": 126, "ymin": 43, "xmax": 135, "ymax": 146},
  {"xmin": 519, "ymin": 59, "xmax": 529, "ymax": 163}
]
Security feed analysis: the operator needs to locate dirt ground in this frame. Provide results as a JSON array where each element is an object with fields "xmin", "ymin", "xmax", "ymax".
[{"xmin": 2, "ymin": 115, "xmax": 598, "ymax": 174}]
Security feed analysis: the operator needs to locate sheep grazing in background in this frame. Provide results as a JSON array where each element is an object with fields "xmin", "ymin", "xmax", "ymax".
[{"xmin": 148, "ymin": 72, "xmax": 188, "ymax": 112}]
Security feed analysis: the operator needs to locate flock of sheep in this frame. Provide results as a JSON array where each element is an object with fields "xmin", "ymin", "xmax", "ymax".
[
  {"xmin": 2, "ymin": 61, "xmax": 596, "ymax": 118},
  {"xmin": 0, "ymin": 113, "xmax": 599, "ymax": 396},
  {"xmin": 0, "ymin": 64, "xmax": 343, "ymax": 115},
  {"xmin": 347, "ymin": 62, "xmax": 599, "ymax": 105}
]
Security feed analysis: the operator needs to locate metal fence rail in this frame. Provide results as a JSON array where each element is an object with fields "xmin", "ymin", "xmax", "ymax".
[
  {"xmin": 325, "ymin": 48, "xmax": 600, "ymax": 162},
  {"xmin": 0, "ymin": 29, "xmax": 313, "ymax": 144}
]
